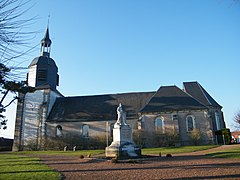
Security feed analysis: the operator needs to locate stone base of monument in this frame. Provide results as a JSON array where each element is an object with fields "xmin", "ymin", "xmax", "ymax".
[
  {"xmin": 105, "ymin": 123, "xmax": 141, "ymax": 158},
  {"xmin": 105, "ymin": 142, "xmax": 141, "ymax": 158}
]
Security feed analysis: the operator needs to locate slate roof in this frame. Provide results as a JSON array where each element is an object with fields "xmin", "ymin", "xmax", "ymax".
[
  {"xmin": 41, "ymin": 27, "xmax": 52, "ymax": 47},
  {"xmin": 183, "ymin": 82, "xmax": 222, "ymax": 108},
  {"xmin": 47, "ymin": 82, "xmax": 220, "ymax": 122},
  {"xmin": 47, "ymin": 92, "xmax": 154, "ymax": 122},
  {"xmin": 140, "ymin": 85, "xmax": 207, "ymax": 113},
  {"xmin": 34, "ymin": 85, "xmax": 63, "ymax": 97},
  {"xmin": 28, "ymin": 56, "xmax": 57, "ymax": 68}
]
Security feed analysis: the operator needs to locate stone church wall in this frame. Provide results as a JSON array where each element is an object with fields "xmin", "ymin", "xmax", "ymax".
[
  {"xmin": 177, "ymin": 110, "xmax": 213, "ymax": 145},
  {"xmin": 20, "ymin": 90, "xmax": 47, "ymax": 148},
  {"xmin": 13, "ymin": 89, "xmax": 62, "ymax": 151},
  {"xmin": 208, "ymin": 107, "xmax": 226, "ymax": 131},
  {"xmin": 140, "ymin": 110, "xmax": 214, "ymax": 147},
  {"xmin": 46, "ymin": 118, "xmax": 139, "ymax": 138}
]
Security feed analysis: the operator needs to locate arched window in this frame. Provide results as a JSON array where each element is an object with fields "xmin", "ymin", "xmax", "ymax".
[
  {"xmin": 186, "ymin": 115, "xmax": 195, "ymax": 132},
  {"xmin": 82, "ymin": 125, "xmax": 89, "ymax": 137},
  {"xmin": 155, "ymin": 117, "xmax": 165, "ymax": 133},
  {"xmin": 215, "ymin": 112, "xmax": 221, "ymax": 130},
  {"xmin": 56, "ymin": 125, "xmax": 62, "ymax": 137}
]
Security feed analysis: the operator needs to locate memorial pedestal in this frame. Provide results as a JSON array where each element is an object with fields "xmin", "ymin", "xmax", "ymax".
[{"xmin": 105, "ymin": 123, "xmax": 141, "ymax": 158}]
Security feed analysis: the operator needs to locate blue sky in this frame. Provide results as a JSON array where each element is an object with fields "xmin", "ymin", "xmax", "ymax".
[{"xmin": 1, "ymin": 0, "xmax": 240, "ymax": 138}]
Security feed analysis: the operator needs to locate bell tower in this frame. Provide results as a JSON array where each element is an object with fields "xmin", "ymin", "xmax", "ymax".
[
  {"xmin": 13, "ymin": 26, "xmax": 62, "ymax": 151},
  {"xmin": 27, "ymin": 27, "xmax": 59, "ymax": 90}
]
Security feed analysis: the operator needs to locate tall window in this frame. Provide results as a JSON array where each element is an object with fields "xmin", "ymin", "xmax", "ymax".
[
  {"xmin": 82, "ymin": 125, "xmax": 89, "ymax": 137},
  {"xmin": 155, "ymin": 117, "xmax": 164, "ymax": 133},
  {"xmin": 56, "ymin": 125, "xmax": 62, "ymax": 137},
  {"xmin": 215, "ymin": 112, "xmax": 221, "ymax": 130},
  {"xmin": 186, "ymin": 115, "xmax": 195, "ymax": 132},
  {"xmin": 172, "ymin": 114, "xmax": 179, "ymax": 132},
  {"xmin": 172, "ymin": 114, "xmax": 178, "ymax": 121}
]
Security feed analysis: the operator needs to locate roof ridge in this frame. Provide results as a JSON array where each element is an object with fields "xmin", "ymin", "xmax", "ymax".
[
  {"xmin": 183, "ymin": 81, "xmax": 222, "ymax": 108},
  {"xmin": 196, "ymin": 82, "xmax": 212, "ymax": 106},
  {"xmin": 140, "ymin": 84, "xmax": 207, "ymax": 113},
  {"xmin": 182, "ymin": 84, "xmax": 208, "ymax": 108},
  {"xmin": 64, "ymin": 91, "xmax": 155, "ymax": 99}
]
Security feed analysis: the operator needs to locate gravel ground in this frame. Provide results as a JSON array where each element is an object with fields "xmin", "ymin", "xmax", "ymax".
[{"xmin": 40, "ymin": 144, "xmax": 240, "ymax": 180}]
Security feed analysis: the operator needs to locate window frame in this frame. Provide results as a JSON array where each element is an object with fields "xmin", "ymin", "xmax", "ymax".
[
  {"xmin": 82, "ymin": 124, "xmax": 89, "ymax": 138},
  {"xmin": 186, "ymin": 115, "xmax": 195, "ymax": 132},
  {"xmin": 154, "ymin": 116, "xmax": 165, "ymax": 133},
  {"xmin": 56, "ymin": 125, "xmax": 63, "ymax": 137},
  {"xmin": 172, "ymin": 114, "xmax": 178, "ymax": 121},
  {"xmin": 215, "ymin": 111, "xmax": 221, "ymax": 130}
]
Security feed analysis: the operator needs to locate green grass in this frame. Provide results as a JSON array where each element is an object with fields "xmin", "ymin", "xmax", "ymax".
[
  {"xmin": 13, "ymin": 145, "xmax": 218, "ymax": 157},
  {"xmin": 13, "ymin": 149, "xmax": 105, "ymax": 156},
  {"xmin": 0, "ymin": 154, "xmax": 61, "ymax": 180},
  {"xmin": 142, "ymin": 145, "xmax": 218, "ymax": 155},
  {"xmin": 207, "ymin": 147, "xmax": 240, "ymax": 158}
]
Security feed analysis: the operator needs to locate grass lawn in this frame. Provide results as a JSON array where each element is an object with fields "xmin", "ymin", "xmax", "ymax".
[
  {"xmin": 142, "ymin": 145, "xmax": 218, "ymax": 155},
  {"xmin": 13, "ymin": 149, "xmax": 105, "ymax": 157},
  {"xmin": 207, "ymin": 147, "xmax": 240, "ymax": 158},
  {"xmin": 0, "ymin": 154, "xmax": 61, "ymax": 180},
  {"xmin": 13, "ymin": 145, "xmax": 218, "ymax": 157}
]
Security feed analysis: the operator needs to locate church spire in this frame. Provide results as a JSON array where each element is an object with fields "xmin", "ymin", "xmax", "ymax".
[{"xmin": 40, "ymin": 27, "xmax": 52, "ymax": 57}]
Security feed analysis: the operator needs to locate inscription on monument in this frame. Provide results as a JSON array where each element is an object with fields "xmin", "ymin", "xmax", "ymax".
[{"xmin": 121, "ymin": 128, "xmax": 131, "ymax": 141}]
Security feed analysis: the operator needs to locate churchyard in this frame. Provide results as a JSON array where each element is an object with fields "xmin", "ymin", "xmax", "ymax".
[{"xmin": 1, "ymin": 144, "xmax": 240, "ymax": 180}]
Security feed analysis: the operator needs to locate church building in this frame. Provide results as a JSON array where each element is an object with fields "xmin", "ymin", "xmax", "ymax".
[{"xmin": 12, "ymin": 28, "xmax": 226, "ymax": 151}]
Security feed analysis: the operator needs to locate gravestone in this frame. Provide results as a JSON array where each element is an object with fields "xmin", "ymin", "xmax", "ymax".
[{"xmin": 105, "ymin": 103, "xmax": 141, "ymax": 158}]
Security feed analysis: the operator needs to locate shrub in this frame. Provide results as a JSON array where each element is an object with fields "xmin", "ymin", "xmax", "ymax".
[
  {"xmin": 133, "ymin": 130, "xmax": 148, "ymax": 148},
  {"xmin": 41, "ymin": 134, "xmax": 107, "ymax": 150},
  {"xmin": 215, "ymin": 128, "xmax": 232, "ymax": 145},
  {"xmin": 222, "ymin": 128, "xmax": 231, "ymax": 145},
  {"xmin": 152, "ymin": 131, "xmax": 179, "ymax": 147},
  {"xmin": 188, "ymin": 128, "xmax": 202, "ymax": 145},
  {"xmin": 25, "ymin": 139, "xmax": 38, "ymax": 150},
  {"xmin": 166, "ymin": 154, "xmax": 172, "ymax": 157},
  {"xmin": 111, "ymin": 158, "xmax": 118, "ymax": 163}
]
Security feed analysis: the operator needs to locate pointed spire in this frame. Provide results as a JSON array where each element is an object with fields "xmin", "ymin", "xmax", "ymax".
[
  {"xmin": 40, "ymin": 27, "xmax": 52, "ymax": 57},
  {"xmin": 41, "ymin": 27, "xmax": 52, "ymax": 48}
]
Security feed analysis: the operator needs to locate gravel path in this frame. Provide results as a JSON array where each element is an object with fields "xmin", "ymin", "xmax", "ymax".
[{"xmin": 40, "ymin": 144, "xmax": 240, "ymax": 180}]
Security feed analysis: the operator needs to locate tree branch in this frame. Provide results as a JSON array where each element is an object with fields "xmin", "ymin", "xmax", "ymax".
[
  {"xmin": 0, "ymin": 89, "xmax": 9, "ymax": 105},
  {"xmin": 3, "ymin": 96, "xmax": 17, "ymax": 109}
]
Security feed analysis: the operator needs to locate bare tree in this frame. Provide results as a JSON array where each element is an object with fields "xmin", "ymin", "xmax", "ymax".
[
  {"xmin": 233, "ymin": 110, "xmax": 240, "ymax": 130},
  {"xmin": 0, "ymin": 0, "xmax": 35, "ymax": 130}
]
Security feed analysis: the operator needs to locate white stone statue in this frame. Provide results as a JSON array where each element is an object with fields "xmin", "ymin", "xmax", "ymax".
[
  {"xmin": 116, "ymin": 103, "xmax": 127, "ymax": 125},
  {"xmin": 106, "ymin": 103, "xmax": 141, "ymax": 158}
]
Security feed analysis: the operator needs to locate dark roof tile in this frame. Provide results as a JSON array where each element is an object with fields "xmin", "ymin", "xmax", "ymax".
[
  {"xmin": 183, "ymin": 82, "xmax": 222, "ymax": 108},
  {"xmin": 47, "ymin": 92, "xmax": 154, "ymax": 122},
  {"xmin": 140, "ymin": 85, "xmax": 207, "ymax": 113}
]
